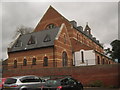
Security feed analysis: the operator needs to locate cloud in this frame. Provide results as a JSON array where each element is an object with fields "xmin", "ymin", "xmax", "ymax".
[{"xmin": 2, "ymin": 2, "xmax": 118, "ymax": 59}]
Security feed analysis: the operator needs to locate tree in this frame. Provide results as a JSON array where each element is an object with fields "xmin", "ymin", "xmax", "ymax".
[
  {"xmin": 104, "ymin": 48, "xmax": 112, "ymax": 57},
  {"xmin": 110, "ymin": 40, "xmax": 120, "ymax": 63},
  {"xmin": 9, "ymin": 26, "xmax": 34, "ymax": 48},
  {"xmin": 13, "ymin": 25, "xmax": 33, "ymax": 39}
]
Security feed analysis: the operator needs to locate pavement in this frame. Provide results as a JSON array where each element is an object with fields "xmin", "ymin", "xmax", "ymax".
[{"xmin": 84, "ymin": 87, "xmax": 120, "ymax": 90}]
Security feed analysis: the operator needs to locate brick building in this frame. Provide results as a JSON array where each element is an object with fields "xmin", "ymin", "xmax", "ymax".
[{"xmin": 7, "ymin": 6, "xmax": 115, "ymax": 69}]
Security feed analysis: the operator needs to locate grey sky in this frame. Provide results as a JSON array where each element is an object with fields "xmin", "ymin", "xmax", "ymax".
[{"xmin": 1, "ymin": 2, "xmax": 118, "ymax": 60}]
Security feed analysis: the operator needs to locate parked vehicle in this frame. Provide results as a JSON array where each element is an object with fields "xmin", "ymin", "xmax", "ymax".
[
  {"xmin": 0, "ymin": 78, "xmax": 7, "ymax": 90},
  {"xmin": 41, "ymin": 76, "xmax": 83, "ymax": 90},
  {"xmin": 3, "ymin": 75, "xmax": 44, "ymax": 90}
]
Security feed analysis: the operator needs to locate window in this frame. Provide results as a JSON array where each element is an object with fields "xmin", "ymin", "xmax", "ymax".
[
  {"xmin": 43, "ymin": 57, "xmax": 48, "ymax": 66},
  {"xmin": 77, "ymin": 33, "xmax": 79, "ymax": 40},
  {"xmin": 46, "ymin": 24, "xmax": 56, "ymax": 29},
  {"xmin": 27, "ymin": 35, "xmax": 35, "ymax": 45},
  {"xmin": 109, "ymin": 61, "xmax": 111, "ymax": 64},
  {"xmin": 15, "ymin": 40, "xmax": 22, "ymax": 47},
  {"xmin": 62, "ymin": 51, "xmax": 68, "ymax": 67},
  {"xmin": 32, "ymin": 58, "xmax": 36, "ymax": 65},
  {"xmin": 5, "ymin": 78, "xmax": 17, "ymax": 84},
  {"xmin": 64, "ymin": 34, "xmax": 66, "ymax": 44},
  {"xmin": 81, "ymin": 51, "xmax": 84, "ymax": 63},
  {"xmin": 68, "ymin": 78, "xmax": 77, "ymax": 85},
  {"xmin": 102, "ymin": 59, "xmax": 105, "ymax": 64},
  {"xmin": 14, "ymin": 60, "xmax": 17, "ymax": 68},
  {"xmin": 43, "ymin": 34, "xmax": 51, "ymax": 42},
  {"xmin": 61, "ymin": 79, "xmax": 69, "ymax": 85},
  {"xmin": 20, "ymin": 76, "xmax": 41, "ymax": 83},
  {"xmin": 97, "ymin": 56, "xmax": 100, "ymax": 64},
  {"xmin": 23, "ymin": 59, "xmax": 27, "ymax": 66},
  {"xmin": 46, "ymin": 80, "xmax": 60, "ymax": 86}
]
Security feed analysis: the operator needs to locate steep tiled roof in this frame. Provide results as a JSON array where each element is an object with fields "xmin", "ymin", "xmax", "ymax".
[{"xmin": 9, "ymin": 27, "xmax": 60, "ymax": 53}]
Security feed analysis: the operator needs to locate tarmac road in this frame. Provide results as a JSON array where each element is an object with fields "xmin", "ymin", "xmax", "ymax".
[{"xmin": 84, "ymin": 87, "xmax": 120, "ymax": 90}]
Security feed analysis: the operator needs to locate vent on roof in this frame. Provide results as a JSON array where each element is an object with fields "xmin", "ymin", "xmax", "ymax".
[
  {"xmin": 43, "ymin": 34, "xmax": 51, "ymax": 42},
  {"xmin": 27, "ymin": 35, "xmax": 36, "ymax": 45}
]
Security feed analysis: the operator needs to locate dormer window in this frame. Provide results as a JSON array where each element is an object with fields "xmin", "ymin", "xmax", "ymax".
[
  {"xmin": 43, "ymin": 34, "xmax": 51, "ymax": 42},
  {"xmin": 15, "ymin": 40, "xmax": 22, "ymax": 47},
  {"xmin": 46, "ymin": 24, "xmax": 56, "ymax": 29},
  {"xmin": 28, "ymin": 35, "xmax": 35, "ymax": 45}
]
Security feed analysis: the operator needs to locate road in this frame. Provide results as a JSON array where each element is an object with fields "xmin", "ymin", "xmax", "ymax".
[{"xmin": 84, "ymin": 87, "xmax": 120, "ymax": 90}]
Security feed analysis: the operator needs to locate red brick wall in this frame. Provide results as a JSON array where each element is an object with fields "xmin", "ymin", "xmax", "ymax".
[
  {"xmin": 8, "ymin": 47, "xmax": 55, "ymax": 68},
  {"xmin": 34, "ymin": 6, "xmax": 71, "ymax": 32},
  {"xmin": 54, "ymin": 24, "xmax": 73, "ymax": 67},
  {"xmin": 3, "ymin": 64, "xmax": 120, "ymax": 87}
]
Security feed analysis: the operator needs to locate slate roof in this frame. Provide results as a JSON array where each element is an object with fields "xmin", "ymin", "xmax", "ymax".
[{"xmin": 8, "ymin": 27, "xmax": 60, "ymax": 53}]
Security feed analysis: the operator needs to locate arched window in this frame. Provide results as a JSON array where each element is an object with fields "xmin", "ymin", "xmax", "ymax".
[
  {"xmin": 23, "ymin": 59, "xmax": 27, "ymax": 66},
  {"xmin": 77, "ymin": 33, "xmax": 79, "ymax": 40},
  {"xmin": 62, "ymin": 51, "xmax": 68, "ymax": 67},
  {"xmin": 32, "ymin": 58, "xmax": 36, "ymax": 65},
  {"xmin": 43, "ymin": 57, "xmax": 48, "ymax": 66},
  {"xmin": 97, "ymin": 56, "xmax": 100, "ymax": 64},
  {"xmin": 14, "ymin": 60, "xmax": 17, "ymax": 68},
  {"xmin": 64, "ymin": 34, "xmax": 66, "ymax": 44},
  {"xmin": 46, "ymin": 24, "xmax": 56, "ymax": 29},
  {"xmin": 81, "ymin": 51, "xmax": 84, "ymax": 63},
  {"xmin": 102, "ymin": 59, "xmax": 105, "ymax": 64},
  {"xmin": 109, "ymin": 61, "xmax": 111, "ymax": 64}
]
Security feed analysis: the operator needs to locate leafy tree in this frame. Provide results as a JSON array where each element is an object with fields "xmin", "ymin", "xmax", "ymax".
[{"xmin": 110, "ymin": 40, "xmax": 120, "ymax": 63}]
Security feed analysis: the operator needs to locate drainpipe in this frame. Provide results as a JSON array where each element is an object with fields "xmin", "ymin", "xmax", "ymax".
[
  {"xmin": 73, "ymin": 51, "xmax": 75, "ymax": 66},
  {"xmin": 53, "ymin": 46, "xmax": 56, "ymax": 67}
]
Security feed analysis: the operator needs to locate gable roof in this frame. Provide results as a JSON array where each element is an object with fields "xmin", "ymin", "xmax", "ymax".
[
  {"xmin": 34, "ymin": 6, "xmax": 70, "ymax": 32},
  {"xmin": 8, "ymin": 27, "xmax": 60, "ymax": 53}
]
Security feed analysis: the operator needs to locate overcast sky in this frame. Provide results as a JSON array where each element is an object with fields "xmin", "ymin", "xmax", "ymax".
[{"xmin": 1, "ymin": 1, "xmax": 119, "ymax": 60}]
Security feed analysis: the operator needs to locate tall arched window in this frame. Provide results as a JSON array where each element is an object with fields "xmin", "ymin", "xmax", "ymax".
[
  {"xmin": 109, "ymin": 61, "xmax": 111, "ymax": 64},
  {"xmin": 64, "ymin": 34, "xmax": 66, "ymax": 44},
  {"xmin": 14, "ymin": 60, "xmax": 17, "ymax": 68},
  {"xmin": 97, "ymin": 56, "xmax": 100, "ymax": 64},
  {"xmin": 77, "ymin": 33, "xmax": 78, "ymax": 40},
  {"xmin": 23, "ymin": 59, "xmax": 27, "ymax": 66},
  {"xmin": 62, "ymin": 51, "xmax": 68, "ymax": 67},
  {"xmin": 32, "ymin": 58, "xmax": 36, "ymax": 65},
  {"xmin": 102, "ymin": 59, "xmax": 105, "ymax": 64},
  {"xmin": 43, "ymin": 57, "xmax": 48, "ymax": 66},
  {"xmin": 81, "ymin": 51, "xmax": 84, "ymax": 63}
]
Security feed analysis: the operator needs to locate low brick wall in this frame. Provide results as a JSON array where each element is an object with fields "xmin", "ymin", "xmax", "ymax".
[{"xmin": 3, "ymin": 64, "xmax": 120, "ymax": 87}]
